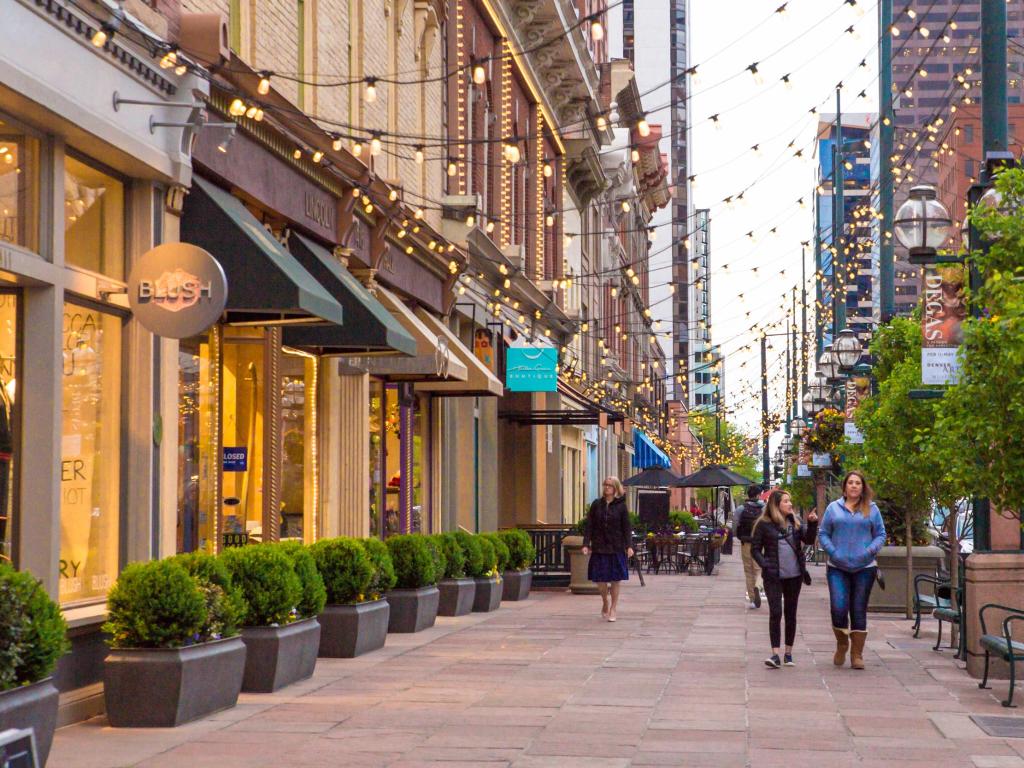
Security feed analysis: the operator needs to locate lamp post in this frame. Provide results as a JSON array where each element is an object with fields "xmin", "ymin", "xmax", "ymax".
[
  {"xmin": 893, "ymin": 185, "xmax": 953, "ymax": 264},
  {"xmin": 761, "ymin": 330, "xmax": 796, "ymax": 487}
]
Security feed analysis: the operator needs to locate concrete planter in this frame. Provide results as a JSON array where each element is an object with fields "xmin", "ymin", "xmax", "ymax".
[
  {"xmin": 240, "ymin": 617, "xmax": 320, "ymax": 693},
  {"xmin": 437, "ymin": 578, "xmax": 476, "ymax": 616},
  {"xmin": 103, "ymin": 636, "xmax": 246, "ymax": 727},
  {"xmin": 870, "ymin": 545, "xmax": 945, "ymax": 613},
  {"xmin": 0, "ymin": 678, "xmax": 59, "ymax": 765},
  {"xmin": 386, "ymin": 586, "xmax": 440, "ymax": 633},
  {"xmin": 502, "ymin": 569, "xmax": 532, "ymax": 601},
  {"xmin": 563, "ymin": 535, "xmax": 598, "ymax": 595},
  {"xmin": 472, "ymin": 577, "xmax": 503, "ymax": 612},
  {"xmin": 317, "ymin": 599, "xmax": 389, "ymax": 658}
]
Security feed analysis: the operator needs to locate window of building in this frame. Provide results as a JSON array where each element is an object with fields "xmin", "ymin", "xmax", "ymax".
[
  {"xmin": 64, "ymin": 154, "xmax": 125, "ymax": 280},
  {"xmin": 60, "ymin": 301, "xmax": 123, "ymax": 605},
  {"xmin": 280, "ymin": 349, "xmax": 318, "ymax": 542},
  {"xmin": 0, "ymin": 119, "xmax": 40, "ymax": 253},
  {"xmin": 369, "ymin": 379, "xmax": 384, "ymax": 537},
  {"xmin": 0, "ymin": 293, "xmax": 17, "ymax": 566},
  {"xmin": 176, "ymin": 335, "xmax": 218, "ymax": 554}
]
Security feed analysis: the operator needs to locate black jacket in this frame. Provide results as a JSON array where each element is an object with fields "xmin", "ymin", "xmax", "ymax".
[
  {"xmin": 750, "ymin": 514, "xmax": 818, "ymax": 582},
  {"xmin": 732, "ymin": 500, "xmax": 764, "ymax": 543},
  {"xmin": 583, "ymin": 496, "xmax": 631, "ymax": 554}
]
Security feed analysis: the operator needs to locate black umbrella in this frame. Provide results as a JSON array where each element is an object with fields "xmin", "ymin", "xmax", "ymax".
[
  {"xmin": 673, "ymin": 465, "xmax": 757, "ymax": 488},
  {"xmin": 622, "ymin": 466, "xmax": 682, "ymax": 487}
]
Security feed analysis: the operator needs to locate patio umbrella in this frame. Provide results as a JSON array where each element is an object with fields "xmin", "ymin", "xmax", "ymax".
[
  {"xmin": 673, "ymin": 465, "xmax": 757, "ymax": 488},
  {"xmin": 622, "ymin": 466, "xmax": 682, "ymax": 487}
]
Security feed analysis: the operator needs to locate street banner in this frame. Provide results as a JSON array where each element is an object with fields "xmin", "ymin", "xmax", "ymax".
[
  {"xmin": 473, "ymin": 327, "xmax": 495, "ymax": 373},
  {"xmin": 922, "ymin": 265, "xmax": 966, "ymax": 385},
  {"xmin": 797, "ymin": 441, "xmax": 811, "ymax": 477},
  {"xmin": 843, "ymin": 377, "xmax": 867, "ymax": 444}
]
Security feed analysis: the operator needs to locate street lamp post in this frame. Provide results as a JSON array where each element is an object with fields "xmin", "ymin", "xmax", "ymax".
[{"xmin": 893, "ymin": 186, "xmax": 953, "ymax": 264}]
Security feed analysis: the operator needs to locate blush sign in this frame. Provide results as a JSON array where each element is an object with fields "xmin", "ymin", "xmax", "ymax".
[{"xmin": 128, "ymin": 243, "xmax": 228, "ymax": 338}]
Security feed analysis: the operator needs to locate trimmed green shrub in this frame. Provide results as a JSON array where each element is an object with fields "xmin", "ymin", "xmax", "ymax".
[
  {"xmin": 360, "ymin": 537, "xmax": 397, "ymax": 598},
  {"xmin": 476, "ymin": 536, "xmax": 497, "ymax": 576},
  {"xmin": 312, "ymin": 537, "xmax": 375, "ymax": 604},
  {"xmin": 172, "ymin": 552, "xmax": 244, "ymax": 640},
  {"xmin": 0, "ymin": 564, "xmax": 69, "ymax": 690},
  {"xmin": 221, "ymin": 545, "xmax": 302, "ymax": 626},
  {"xmin": 273, "ymin": 541, "xmax": 327, "ymax": 618},
  {"xmin": 423, "ymin": 535, "xmax": 447, "ymax": 584},
  {"xmin": 104, "ymin": 560, "xmax": 206, "ymax": 649},
  {"xmin": 669, "ymin": 510, "xmax": 699, "ymax": 533},
  {"xmin": 498, "ymin": 529, "xmax": 536, "ymax": 571},
  {"xmin": 386, "ymin": 534, "xmax": 439, "ymax": 589},
  {"xmin": 453, "ymin": 530, "xmax": 487, "ymax": 578},
  {"xmin": 481, "ymin": 533, "xmax": 510, "ymax": 572},
  {"xmin": 433, "ymin": 533, "xmax": 466, "ymax": 579}
]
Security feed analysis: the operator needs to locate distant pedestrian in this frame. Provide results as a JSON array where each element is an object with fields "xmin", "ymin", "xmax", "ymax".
[
  {"xmin": 582, "ymin": 476, "xmax": 634, "ymax": 622},
  {"xmin": 750, "ymin": 490, "xmax": 818, "ymax": 668},
  {"xmin": 732, "ymin": 485, "xmax": 765, "ymax": 609},
  {"xmin": 818, "ymin": 471, "xmax": 886, "ymax": 670}
]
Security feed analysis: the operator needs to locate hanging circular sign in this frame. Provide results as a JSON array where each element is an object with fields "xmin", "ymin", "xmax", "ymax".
[{"xmin": 127, "ymin": 243, "xmax": 228, "ymax": 338}]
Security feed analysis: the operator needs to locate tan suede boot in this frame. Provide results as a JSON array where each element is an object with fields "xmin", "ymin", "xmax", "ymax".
[
  {"xmin": 850, "ymin": 630, "xmax": 867, "ymax": 670},
  {"xmin": 833, "ymin": 627, "xmax": 850, "ymax": 666}
]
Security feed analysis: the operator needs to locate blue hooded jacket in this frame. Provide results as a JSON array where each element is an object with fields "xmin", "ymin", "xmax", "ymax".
[{"xmin": 818, "ymin": 498, "xmax": 886, "ymax": 572}]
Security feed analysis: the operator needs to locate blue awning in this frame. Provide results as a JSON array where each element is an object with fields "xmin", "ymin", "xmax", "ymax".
[{"xmin": 632, "ymin": 429, "xmax": 671, "ymax": 469}]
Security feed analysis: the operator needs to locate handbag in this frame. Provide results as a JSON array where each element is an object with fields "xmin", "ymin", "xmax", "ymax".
[
  {"xmin": 781, "ymin": 528, "xmax": 812, "ymax": 585},
  {"xmin": 875, "ymin": 568, "xmax": 886, "ymax": 590}
]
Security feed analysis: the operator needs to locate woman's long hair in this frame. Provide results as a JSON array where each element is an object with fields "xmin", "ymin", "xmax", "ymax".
[
  {"xmin": 842, "ymin": 470, "xmax": 874, "ymax": 517},
  {"xmin": 754, "ymin": 490, "xmax": 793, "ymax": 532}
]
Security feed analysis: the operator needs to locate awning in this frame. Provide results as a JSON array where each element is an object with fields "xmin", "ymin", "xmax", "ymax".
[
  {"xmin": 345, "ymin": 287, "xmax": 468, "ymax": 382},
  {"xmin": 281, "ymin": 233, "xmax": 418, "ymax": 356},
  {"xmin": 181, "ymin": 177, "xmax": 345, "ymax": 325},
  {"xmin": 412, "ymin": 308, "xmax": 504, "ymax": 397},
  {"xmin": 633, "ymin": 429, "xmax": 671, "ymax": 469}
]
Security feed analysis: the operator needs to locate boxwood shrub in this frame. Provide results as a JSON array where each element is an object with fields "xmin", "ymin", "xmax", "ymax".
[
  {"xmin": 0, "ymin": 564, "xmax": 69, "ymax": 690},
  {"xmin": 476, "ymin": 536, "xmax": 497, "ymax": 577},
  {"xmin": 498, "ymin": 529, "xmax": 536, "ymax": 571},
  {"xmin": 311, "ymin": 537, "xmax": 375, "ymax": 605},
  {"xmin": 273, "ymin": 541, "xmax": 327, "ymax": 618},
  {"xmin": 453, "ymin": 531, "xmax": 487, "ymax": 578},
  {"xmin": 172, "ymin": 551, "xmax": 244, "ymax": 640},
  {"xmin": 423, "ymin": 535, "xmax": 448, "ymax": 584},
  {"xmin": 481, "ymin": 533, "xmax": 510, "ymax": 572},
  {"xmin": 104, "ymin": 559, "xmax": 207, "ymax": 648},
  {"xmin": 221, "ymin": 545, "xmax": 302, "ymax": 626},
  {"xmin": 386, "ymin": 534, "xmax": 439, "ymax": 589},
  {"xmin": 361, "ymin": 538, "xmax": 397, "ymax": 599},
  {"xmin": 432, "ymin": 533, "xmax": 466, "ymax": 579}
]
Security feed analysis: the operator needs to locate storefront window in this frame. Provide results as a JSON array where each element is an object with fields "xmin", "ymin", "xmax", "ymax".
[
  {"xmin": 384, "ymin": 385, "xmax": 401, "ymax": 536},
  {"xmin": 411, "ymin": 394, "xmax": 427, "ymax": 533},
  {"xmin": 60, "ymin": 302, "xmax": 122, "ymax": 605},
  {"xmin": 177, "ymin": 336, "xmax": 218, "ymax": 553},
  {"xmin": 369, "ymin": 380, "xmax": 383, "ymax": 538},
  {"xmin": 221, "ymin": 329, "xmax": 265, "ymax": 545},
  {"xmin": 380, "ymin": 385, "xmax": 428, "ymax": 536},
  {"xmin": 64, "ymin": 155, "xmax": 125, "ymax": 280},
  {"xmin": 0, "ymin": 293, "xmax": 17, "ymax": 565},
  {"xmin": 280, "ymin": 350, "xmax": 317, "ymax": 543},
  {"xmin": 0, "ymin": 119, "xmax": 40, "ymax": 252}
]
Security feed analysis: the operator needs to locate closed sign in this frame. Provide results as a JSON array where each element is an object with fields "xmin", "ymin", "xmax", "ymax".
[{"xmin": 128, "ymin": 243, "xmax": 228, "ymax": 338}]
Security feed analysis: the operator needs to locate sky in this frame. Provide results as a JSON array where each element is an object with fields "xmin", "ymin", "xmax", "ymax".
[{"xmin": 609, "ymin": 0, "xmax": 882, "ymax": 439}]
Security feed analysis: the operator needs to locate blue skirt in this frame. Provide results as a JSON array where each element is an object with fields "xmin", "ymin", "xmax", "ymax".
[{"xmin": 588, "ymin": 552, "xmax": 629, "ymax": 582}]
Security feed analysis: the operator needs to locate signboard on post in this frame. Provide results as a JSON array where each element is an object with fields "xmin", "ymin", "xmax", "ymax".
[
  {"xmin": 506, "ymin": 345, "xmax": 558, "ymax": 392},
  {"xmin": 797, "ymin": 441, "xmax": 811, "ymax": 477},
  {"xmin": 843, "ymin": 378, "xmax": 867, "ymax": 444},
  {"xmin": 921, "ymin": 264, "xmax": 966, "ymax": 385}
]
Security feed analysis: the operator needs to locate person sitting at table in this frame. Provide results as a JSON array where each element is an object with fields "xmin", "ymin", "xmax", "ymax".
[{"xmin": 582, "ymin": 476, "xmax": 634, "ymax": 622}]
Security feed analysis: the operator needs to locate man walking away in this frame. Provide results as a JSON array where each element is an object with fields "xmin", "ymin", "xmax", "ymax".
[{"xmin": 733, "ymin": 484, "xmax": 765, "ymax": 608}]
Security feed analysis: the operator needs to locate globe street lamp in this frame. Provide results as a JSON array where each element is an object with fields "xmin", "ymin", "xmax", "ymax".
[
  {"xmin": 894, "ymin": 184, "xmax": 953, "ymax": 264},
  {"xmin": 789, "ymin": 416, "xmax": 806, "ymax": 436},
  {"xmin": 834, "ymin": 328, "xmax": 864, "ymax": 370},
  {"xmin": 817, "ymin": 344, "xmax": 840, "ymax": 382}
]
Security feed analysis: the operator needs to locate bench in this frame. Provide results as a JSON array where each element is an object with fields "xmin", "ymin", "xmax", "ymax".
[
  {"xmin": 913, "ymin": 574, "xmax": 953, "ymax": 638},
  {"xmin": 978, "ymin": 603, "xmax": 1024, "ymax": 708},
  {"xmin": 931, "ymin": 586, "xmax": 963, "ymax": 658}
]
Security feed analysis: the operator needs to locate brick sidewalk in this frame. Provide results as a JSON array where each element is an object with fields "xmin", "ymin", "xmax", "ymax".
[{"xmin": 50, "ymin": 553, "xmax": 1024, "ymax": 767}]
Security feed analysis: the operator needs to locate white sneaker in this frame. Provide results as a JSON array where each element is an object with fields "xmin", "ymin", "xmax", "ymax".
[{"xmin": 748, "ymin": 601, "xmax": 758, "ymax": 610}]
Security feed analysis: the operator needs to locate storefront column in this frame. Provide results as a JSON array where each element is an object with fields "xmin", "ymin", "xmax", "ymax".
[{"xmin": 333, "ymin": 370, "xmax": 370, "ymax": 537}]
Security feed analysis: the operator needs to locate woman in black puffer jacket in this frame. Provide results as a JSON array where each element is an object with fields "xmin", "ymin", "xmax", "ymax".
[
  {"xmin": 582, "ymin": 476, "xmax": 634, "ymax": 622},
  {"xmin": 750, "ymin": 489, "xmax": 818, "ymax": 669}
]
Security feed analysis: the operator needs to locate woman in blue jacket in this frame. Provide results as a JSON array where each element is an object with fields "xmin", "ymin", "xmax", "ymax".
[{"xmin": 818, "ymin": 470, "xmax": 886, "ymax": 670}]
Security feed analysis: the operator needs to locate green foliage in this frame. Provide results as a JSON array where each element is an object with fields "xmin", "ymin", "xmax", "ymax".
[
  {"xmin": 272, "ymin": 542, "xmax": 327, "ymax": 618},
  {"xmin": 498, "ymin": 529, "xmax": 536, "ymax": 570},
  {"xmin": 172, "ymin": 552, "xmax": 244, "ymax": 640},
  {"xmin": 423, "ymin": 535, "xmax": 448, "ymax": 584},
  {"xmin": 805, "ymin": 408, "xmax": 845, "ymax": 454},
  {"xmin": 311, "ymin": 537, "xmax": 375, "ymax": 605},
  {"xmin": 385, "ymin": 534, "xmax": 439, "ymax": 589},
  {"xmin": 360, "ymin": 538, "xmax": 397, "ymax": 598},
  {"xmin": 104, "ymin": 560, "xmax": 206, "ymax": 649},
  {"xmin": 628, "ymin": 512, "xmax": 644, "ymax": 534},
  {"xmin": 0, "ymin": 564, "xmax": 69, "ymax": 690},
  {"xmin": 476, "ymin": 536, "xmax": 498, "ymax": 576},
  {"xmin": 481, "ymin": 533, "xmax": 510, "ymax": 572},
  {"xmin": 221, "ymin": 545, "xmax": 302, "ymax": 626},
  {"xmin": 453, "ymin": 530, "xmax": 487, "ymax": 578},
  {"xmin": 574, "ymin": 516, "xmax": 588, "ymax": 535},
  {"xmin": 668, "ymin": 510, "xmax": 699, "ymax": 533},
  {"xmin": 432, "ymin": 533, "xmax": 466, "ymax": 579},
  {"xmin": 779, "ymin": 476, "xmax": 815, "ymax": 512},
  {"xmin": 687, "ymin": 412, "xmax": 759, "ymax": 483}
]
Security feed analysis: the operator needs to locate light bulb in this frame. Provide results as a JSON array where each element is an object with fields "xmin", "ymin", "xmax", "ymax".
[
  {"xmin": 637, "ymin": 119, "xmax": 651, "ymax": 137},
  {"xmin": 364, "ymin": 79, "xmax": 378, "ymax": 103},
  {"xmin": 781, "ymin": 74, "xmax": 792, "ymax": 89},
  {"xmin": 447, "ymin": 160, "xmax": 457, "ymax": 176},
  {"xmin": 312, "ymin": 150, "xmax": 324, "ymax": 163},
  {"xmin": 293, "ymin": 148, "xmax": 302, "ymax": 160},
  {"xmin": 546, "ymin": 214, "xmax": 554, "ymax": 227},
  {"xmin": 414, "ymin": 147, "xmax": 424, "ymax": 164},
  {"xmin": 631, "ymin": 148, "xmax": 640, "ymax": 163},
  {"xmin": 229, "ymin": 98, "xmax": 247, "ymax": 116},
  {"xmin": 91, "ymin": 28, "xmax": 108, "ymax": 47},
  {"xmin": 245, "ymin": 105, "xmax": 258, "ymax": 119},
  {"xmin": 253, "ymin": 109, "xmax": 264, "ymax": 122},
  {"xmin": 543, "ymin": 162, "xmax": 553, "ymax": 178},
  {"xmin": 466, "ymin": 214, "xmax": 475, "ymax": 227},
  {"xmin": 370, "ymin": 137, "xmax": 382, "ymax": 156},
  {"xmin": 389, "ymin": 189, "xmax": 399, "ymax": 202},
  {"xmin": 596, "ymin": 116, "xmax": 608, "ymax": 131},
  {"xmin": 257, "ymin": 74, "xmax": 271, "ymax": 95},
  {"xmin": 621, "ymin": 200, "xmax": 631, "ymax": 212},
  {"xmin": 352, "ymin": 141, "xmax": 363, "ymax": 157},
  {"xmin": 472, "ymin": 64, "xmax": 486, "ymax": 85},
  {"xmin": 590, "ymin": 19, "xmax": 604, "ymax": 41},
  {"xmin": 332, "ymin": 137, "xmax": 343, "ymax": 151}
]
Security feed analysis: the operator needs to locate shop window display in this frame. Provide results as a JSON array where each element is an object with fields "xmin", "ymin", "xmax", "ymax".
[
  {"xmin": 0, "ymin": 119, "xmax": 39, "ymax": 252},
  {"xmin": 60, "ymin": 302, "xmax": 122, "ymax": 604},
  {"xmin": 280, "ymin": 350, "xmax": 317, "ymax": 543},
  {"xmin": 177, "ymin": 336, "xmax": 218, "ymax": 553},
  {"xmin": 369, "ymin": 380, "xmax": 383, "ymax": 537},
  {"xmin": 64, "ymin": 155, "xmax": 124, "ymax": 280},
  {"xmin": 0, "ymin": 294, "xmax": 16, "ymax": 565}
]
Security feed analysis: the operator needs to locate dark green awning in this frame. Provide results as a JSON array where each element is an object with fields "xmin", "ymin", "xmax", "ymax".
[
  {"xmin": 181, "ymin": 177, "xmax": 344, "ymax": 325},
  {"xmin": 281, "ymin": 233, "xmax": 418, "ymax": 356}
]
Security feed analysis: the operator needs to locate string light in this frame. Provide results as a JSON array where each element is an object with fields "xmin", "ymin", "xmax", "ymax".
[
  {"xmin": 364, "ymin": 78, "xmax": 378, "ymax": 103},
  {"xmin": 257, "ymin": 72, "xmax": 272, "ymax": 95}
]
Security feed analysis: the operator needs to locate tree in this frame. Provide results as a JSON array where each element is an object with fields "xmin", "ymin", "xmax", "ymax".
[{"xmin": 687, "ymin": 412, "xmax": 758, "ymax": 516}]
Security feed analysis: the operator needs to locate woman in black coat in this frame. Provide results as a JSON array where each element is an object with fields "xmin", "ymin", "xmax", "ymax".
[
  {"xmin": 582, "ymin": 476, "xmax": 634, "ymax": 622},
  {"xmin": 750, "ymin": 489, "xmax": 818, "ymax": 668}
]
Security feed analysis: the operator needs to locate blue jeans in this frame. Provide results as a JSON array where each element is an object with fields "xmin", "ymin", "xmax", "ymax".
[{"xmin": 827, "ymin": 566, "xmax": 876, "ymax": 631}]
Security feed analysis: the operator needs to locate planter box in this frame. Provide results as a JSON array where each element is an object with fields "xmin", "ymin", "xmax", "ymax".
[
  {"xmin": 870, "ymin": 545, "xmax": 945, "ymax": 613},
  {"xmin": 437, "ymin": 578, "xmax": 476, "ymax": 616},
  {"xmin": 317, "ymin": 599, "xmax": 389, "ymax": 658},
  {"xmin": 472, "ymin": 577, "xmax": 502, "ymax": 612},
  {"xmin": 502, "ymin": 569, "xmax": 532, "ymax": 601},
  {"xmin": 0, "ymin": 678, "xmax": 58, "ymax": 766},
  {"xmin": 104, "ymin": 636, "xmax": 246, "ymax": 727},
  {"xmin": 563, "ymin": 535, "xmax": 598, "ymax": 595},
  {"xmin": 387, "ymin": 586, "xmax": 440, "ymax": 633},
  {"xmin": 240, "ymin": 617, "xmax": 320, "ymax": 693}
]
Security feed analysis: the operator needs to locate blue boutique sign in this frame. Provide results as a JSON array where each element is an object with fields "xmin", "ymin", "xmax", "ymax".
[{"xmin": 505, "ymin": 346, "xmax": 558, "ymax": 392}]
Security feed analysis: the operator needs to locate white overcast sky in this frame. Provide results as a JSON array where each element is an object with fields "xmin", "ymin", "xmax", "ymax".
[{"xmin": 609, "ymin": 0, "xmax": 880, "ymax": 436}]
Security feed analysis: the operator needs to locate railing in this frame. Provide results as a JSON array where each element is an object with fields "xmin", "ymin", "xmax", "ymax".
[{"xmin": 516, "ymin": 524, "xmax": 574, "ymax": 573}]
